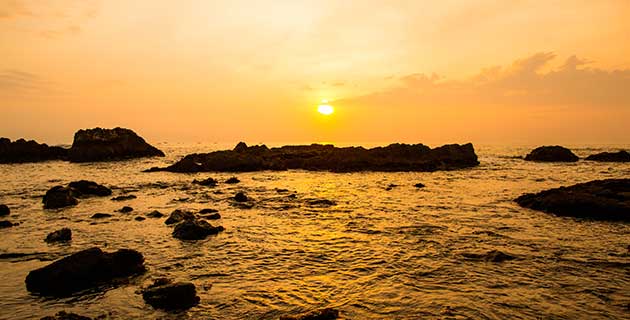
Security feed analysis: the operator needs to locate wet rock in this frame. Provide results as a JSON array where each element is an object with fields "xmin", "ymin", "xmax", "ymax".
[
  {"xmin": 462, "ymin": 250, "xmax": 516, "ymax": 262},
  {"xmin": 275, "ymin": 188, "xmax": 290, "ymax": 193},
  {"xmin": 307, "ymin": 199, "xmax": 336, "ymax": 207},
  {"xmin": 149, "ymin": 142, "xmax": 479, "ymax": 173},
  {"xmin": 199, "ymin": 212, "xmax": 221, "ymax": 220},
  {"xmin": 0, "ymin": 220, "xmax": 15, "ymax": 228},
  {"xmin": 0, "ymin": 137, "xmax": 68, "ymax": 163},
  {"xmin": 45, "ymin": 228, "xmax": 72, "ymax": 243},
  {"xmin": 172, "ymin": 219, "xmax": 224, "ymax": 240},
  {"xmin": 385, "ymin": 183, "xmax": 398, "ymax": 191},
  {"xmin": 91, "ymin": 213, "xmax": 112, "ymax": 219},
  {"xmin": 25, "ymin": 247, "xmax": 145, "ymax": 296},
  {"xmin": 135, "ymin": 216, "xmax": 146, "ymax": 221},
  {"xmin": 68, "ymin": 180, "xmax": 112, "ymax": 197},
  {"xmin": 0, "ymin": 204, "xmax": 9, "ymax": 216},
  {"xmin": 68, "ymin": 127, "xmax": 164, "ymax": 163},
  {"xmin": 585, "ymin": 150, "xmax": 630, "ymax": 162},
  {"xmin": 118, "ymin": 206, "xmax": 134, "ymax": 213},
  {"xmin": 234, "ymin": 192, "xmax": 248, "ymax": 202},
  {"xmin": 111, "ymin": 194, "xmax": 137, "ymax": 201},
  {"xmin": 524, "ymin": 146, "xmax": 579, "ymax": 162},
  {"xmin": 193, "ymin": 177, "xmax": 218, "ymax": 186},
  {"xmin": 225, "ymin": 177, "xmax": 241, "ymax": 184},
  {"xmin": 147, "ymin": 210, "xmax": 164, "ymax": 218},
  {"xmin": 40, "ymin": 311, "xmax": 101, "ymax": 320},
  {"xmin": 280, "ymin": 308, "xmax": 340, "ymax": 320},
  {"xmin": 414, "ymin": 183, "xmax": 426, "ymax": 188},
  {"xmin": 233, "ymin": 141, "xmax": 248, "ymax": 152},
  {"xmin": 164, "ymin": 209, "xmax": 195, "ymax": 225},
  {"xmin": 515, "ymin": 178, "xmax": 630, "ymax": 221},
  {"xmin": 43, "ymin": 186, "xmax": 78, "ymax": 209},
  {"xmin": 199, "ymin": 208, "xmax": 218, "ymax": 214},
  {"xmin": 142, "ymin": 279, "xmax": 200, "ymax": 310}
]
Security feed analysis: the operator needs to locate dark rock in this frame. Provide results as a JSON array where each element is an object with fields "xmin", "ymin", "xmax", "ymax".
[
  {"xmin": 199, "ymin": 212, "xmax": 221, "ymax": 220},
  {"xmin": 68, "ymin": 180, "xmax": 112, "ymax": 197},
  {"xmin": 0, "ymin": 220, "xmax": 14, "ymax": 228},
  {"xmin": 0, "ymin": 137, "xmax": 68, "ymax": 163},
  {"xmin": 142, "ymin": 280, "xmax": 200, "ymax": 310},
  {"xmin": 385, "ymin": 183, "xmax": 398, "ymax": 191},
  {"xmin": 40, "ymin": 311, "xmax": 99, "ymax": 320},
  {"xmin": 45, "ymin": 228, "xmax": 72, "ymax": 243},
  {"xmin": 515, "ymin": 178, "xmax": 630, "ymax": 221},
  {"xmin": 280, "ymin": 308, "xmax": 340, "ymax": 320},
  {"xmin": 307, "ymin": 199, "xmax": 336, "ymax": 207},
  {"xmin": 234, "ymin": 192, "xmax": 248, "ymax": 202},
  {"xmin": 172, "ymin": 219, "xmax": 224, "ymax": 240},
  {"xmin": 585, "ymin": 150, "xmax": 630, "ymax": 162},
  {"xmin": 462, "ymin": 250, "xmax": 516, "ymax": 262},
  {"xmin": 91, "ymin": 213, "xmax": 112, "ymax": 219},
  {"xmin": 135, "ymin": 216, "xmax": 146, "ymax": 221},
  {"xmin": 118, "ymin": 206, "xmax": 133, "ymax": 213},
  {"xmin": 164, "ymin": 209, "xmax": 195, "ymax": 225},
  {"xmin": 199, "ymin": 208, "xmax": 218, "ymax": 214},
  {"xmin": 524, "ymin": 146, "xmax": 579, "ymax": 162},
  {"xmin": 193, "ymin": 177, "xmax": 218, "ymax": 186},
  {"xmin": 43, "ymin": 186, "xmax": 78, "ymax": 209},
  {"xmin": 233, "ymin": 141, "xmax": 248, "ymax": 152},
  {"xmin": 225, "ymin": 177, "xmax": 241, "ymax": 184},
  {"xmin": 68, "ymin": 127, "xmax": 164, "ymax": 163},
  {"xmin": 111, "ymin": 194, "xmax": 137, "ymax": 201},
  {"xmin": 414, "ymin": 183, "xmax": 425, "ymax": 188},
  {"xmin": 0, "ymin": 204, "xmax": 9, "ymax": 216},
  {"xmin": 147, "ymin": 210, "xmax": 164, "ymax": 218},
  {"xmin": 149, "ymin": 142, "xmax": 479, "ymax": 173},
  {"xmin": 25, "ymin": 247, "xmax": 145, "ymax": 296}
]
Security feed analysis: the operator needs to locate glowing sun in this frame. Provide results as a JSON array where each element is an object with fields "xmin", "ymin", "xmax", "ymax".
[{"xmin": 317, "ymin": 100, "xmax": 334, "ymax": 115}]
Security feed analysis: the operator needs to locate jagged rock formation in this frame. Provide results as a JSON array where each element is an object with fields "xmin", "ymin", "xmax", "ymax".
[
  {"xmin": 68, "ymin": 127, "xmax": 164, "ymax": 162},
  {"xmin": 0, "ymin": 138, "xmax": 67, "ymax": 163}
]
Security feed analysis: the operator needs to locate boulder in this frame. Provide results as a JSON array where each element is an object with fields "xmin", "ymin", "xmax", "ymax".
[
  {"xmin": 0, "ymin": 220, "xmax": 15, "ymax": 228},
  {"xmin": 25, "ymin": 247, "xmax": 145, "ymax": 296},
  {"xmin": 68, "ymin": 180, "xmax": 112, "ymax": 197},
  {"xmin": 515, "ymin": 178, "xmax": 630, "ymax": 221},
  {"xmin": 142, "ymin": 279, "xmax": 200, "ymax": 310},
  {"xmin": 68, "ymin": 127, "xmax": 164, "ymax": 163},
  {"xmin": 111, "ymin": 194, "xmax": 137, "ymax": 201},
  {"xmin": 524, "ymin": 146, "xmax": 579, "ymax": 162},
  {"xmin": 461, "ymin": 250, "xmax": 516, "ymax": 262},
  {"xmin": 585, "ymin": 150, "xmax": 630, "ymax": 162},
  {"xmin": 199, "ymin": 208, "xmax": 218, "ymax": 214},
  {"xmin": 43, "ymin": 186, "xmax": 78, "ymax": 209},
  {"xmin": 225, "ymin": 177, "xmax": 241, "ymax": 184},
  {"xmin": 91, "ymin": 213, "xmax": 112, "ymax": 219},
  {"xmin": 0, "ymin": 137, "xmax": 68, "ymax": 163},
  {"xmin": 118, "ymin": 206, "xmax": 134, "ymax": 213},
  {"xmin": 164, "ymin": 209, "xmax": 195, "ymax": 225},
  {"xmin": 234, "ymin": 192, "xmax": 248, "ymax": 202},
  {"xmin": 0, "ymin": 204, "xmax": 9, "ymax": 216},
  {"xmin": 414, "ymin": 183, "xmax": 425, "ymax": 188},
  {"xmin": 199, "ymin": 212, "xmax": 221, "ymax": 220},
  {"xmin": 135, "ymin": 216, "xmax": 146, "ymax": 221},
  {"xmin": 280, "ymin": 308, "xmax": 340, "ymax": 320},
  {"xmin": 147, "ymin": 210, "xmax": 164, "ymax": 218},
  {"xmin": 307, "ymin": 199, "xmax": 336, "ymax": 207},
  {"xmin": 193, "ymin": 177, "xmax": 218, "ymax": 186},
  {"xmin": 172, "ymin": 219, "xmax": 224, "ymax": 240},
  {"xmin": 45, "ymin": 228, "xmax": 72, "ymax": 243}
]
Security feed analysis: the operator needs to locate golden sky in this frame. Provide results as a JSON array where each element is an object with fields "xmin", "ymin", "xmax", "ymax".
[{"xmin": 1, "ymin": 0, "xmax": 630, "ymax": 145}]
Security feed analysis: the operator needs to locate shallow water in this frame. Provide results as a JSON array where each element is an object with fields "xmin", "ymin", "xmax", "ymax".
[{"xmin": 1, "ymin": 143, "xmax": 629, "ymax": 319}]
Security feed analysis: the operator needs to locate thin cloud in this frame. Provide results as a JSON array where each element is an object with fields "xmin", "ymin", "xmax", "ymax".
[{"xmin": 0, "ymin": 69, "xmax": 51, "ymax": 93}]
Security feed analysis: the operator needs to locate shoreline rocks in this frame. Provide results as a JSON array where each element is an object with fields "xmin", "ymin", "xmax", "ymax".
[
  {"xmin": 142, "ymin": 279, "xmax": 200, "ymax": 310},
  {"xmin": 585, "ymin": 150, "xmax": 630, "ymax": 162},
  {"xmin": 172, "ymin": 219, "xmax": 224, "ymax": 240},
  {"xmin": 524, "ymin": 146, "xmax": 578, "ymax": 162},
  {"xmin": 68, "ymin": 127, "xmax": 164, "ymax": 163},
  {"xmin": 43, "ymin": 186, "xmax": 78, "ymax": 209},
  {"xmin": 0, "ymin": 204, "xmax": 9, "ymax": 216},
  {"xmin": 0, "ymin": 138, "xmax": 67, "ymax": 163},
  {"xmin": 45, "ymin": 228, "xmax": 72, "ymax": 243}
]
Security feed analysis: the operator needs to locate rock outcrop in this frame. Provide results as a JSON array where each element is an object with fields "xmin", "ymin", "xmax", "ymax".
[
  {"xmin": 43, "ymin": 186, "xmax": 78, "ymax": 209},
  {"xmin": 515, "ymin": 179, "xmax": 630, "ymax": 221},
  {"xmin": 68, "ymin": 180, "xmax": 112, "ymax": 197},
  {"xmin": 524, "ymin": 146, "xmax": 579, "ymax": 162},
  {"xmin": 146, "ymin": 142, "xmax": 479, "ymax": 173},
  {"xmin": 0, "ymin": 138, "xmax": 67, "ymax": 163},
  {"xmin": 164, "ymin": 209, "xmax": 195, "ymax": 225},
  {"xmin": 45, "ymin": 228, "xmax": 72, "ymax": 243},
  {"xmin": 142, "ymin": 279, "xmax": 200, "ymax": 310},
  {"xmin": 25, "ymin": 247, "xmax": 145, "ymax": 296},
  {"xmin": 68, "ymin": 127, "xmax": 164, "ymax": 162},
  {"xmin": 172, "ymin": 219, "xmax": 224, "ymax": 240},
  {"xmin": 585, "ymin": 150, "xmax": 630, "ymax": 162}
]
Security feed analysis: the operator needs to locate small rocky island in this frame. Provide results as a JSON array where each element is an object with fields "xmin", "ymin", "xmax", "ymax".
[
  {"xmin": 524, "ymin": 146, "xmax": 579, "ymax": 162},
  {"xmin": 147, "ymin": 142, "xmax": 479, "ymax": 173},
  {"xmin": 0, "ymin": 138, "xmax": 67, "ymax": 163},
  {"xmin": 585, "ymin": 150, "xmax": 630, "ymax": 162}
]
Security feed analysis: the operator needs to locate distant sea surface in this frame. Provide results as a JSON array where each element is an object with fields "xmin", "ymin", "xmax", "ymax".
[{"xmin": 1, "ymin": 143, "xmax": 629, "ymax": 319}]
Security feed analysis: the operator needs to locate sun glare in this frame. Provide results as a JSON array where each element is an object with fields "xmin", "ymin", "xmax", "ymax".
[{"xmin": 317, "ymin": 102, "xmax": 334, "ymax": 115}]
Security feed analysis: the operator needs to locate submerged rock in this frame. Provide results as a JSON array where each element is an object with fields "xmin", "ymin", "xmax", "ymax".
[
  {"xmin": 307, "ymin": 199, "xmax": 336, "ymax": 207},
  {"xmin": 147, "ymin": 210, "xmax": 164, "ymax": 218},
  {"xmin": 414, "ymin": 183, "xmax": 426, "ymax": 188},
  {"xmin": 234, "ymin": 192, "xmax": 248, "ymax": 202},
  {"xmin": 68, "ymin": 127, "xmax": 164, "ymax": 163},
  {"xmin": 524, "ymin": 146, "xmax": 579, "ymax": 162},
  {"xmin": 199, "ymin": 208, "xmax": 218, "ymax": 214},
  {"xmin": 25, "ymin": 247, "xmax": 145, "ymax": 296},
  {"xmin": 148, "ymin": 142, "xmax": 479, "ymax": 173},
  {"xmin": 193, "ymin": 177, "xmax": 218, "ymax": 186},
  {"xmin": 45, "ymin": 228, "xmax": 72, "ymax": 243},
  {"xmin": 40, "ymin": 311, "xmax": 101, "ymax": 320},
  {"xmin": 280, "ymin": 308, "xmax": 340, "ymax": 320},
  {"xmin": 199, "ymin": 212, "xmax": 221, "ymax": 220},
  {"xmin": 225, "ymin": 177, "xmax": 241, "ymax": 184},
  {"xmin": 91, "ymin": 213, "xmax": 112, "ymax": 219},
  {"xmin": 164, "ymin": 209, "xmax": 195, "ymax": 225},
  {"xmin": 515, "ymin": 178, "xmax": 630, "ymax": 221},
  {"xmin": 68, "ymin": 180, "xmax": 112, "ymax": 197},
  {"xmin": 0, "ymin": 137, "xmax": 68, "ymax": 163},
  {"xmin": 462, "ymin": 250, "xmax": 516, "ymax": 262},
  {"xmin": 118, "ymin": 206, "xmax": 134, "ymax": 213},
  {"xmin": 111, "ymin": 194, "xmax": 137, "ymax": 201},
  {"xmin": 142, "ymin": 279, "xmax": 200, "ymax": 310},
  {"xmin": 135, "ymin": 216, "xmax": 146, "ymax": 221},
  {"xmin": 585, "ymin": 150, "xmax": 630, "ymax": 162},
  {"xmin": 43, "ymin": 186, "xmax": 78, "ymax": 209},
  {"xmin": 172, "ymin": 219, "xmax": 224, "ymax": 240},
  {"xmin": 0, "ymin": 204, "xmax": 9, "ymax": 216},
  {"xmin": 0, "ymin": 220, "xmax": 15, "ymax": 228}
]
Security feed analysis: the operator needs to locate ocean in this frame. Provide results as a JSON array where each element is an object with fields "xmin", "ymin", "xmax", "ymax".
[{"xmin": 1, "ymin": 143, "xmax": 629, "ymax": 319}]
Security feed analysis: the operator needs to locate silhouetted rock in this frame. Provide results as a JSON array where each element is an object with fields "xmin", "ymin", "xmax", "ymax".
[
  {"xmin": 68, "ymin": 180, "xmax": 112, "ymax": 197},
  {"xmin": 234, "ymin": 192, "xmax": 248, "ymax": 202},
  {"xmin": 111, "ymin": 194, "xmax": 137, "ymax": 201},
  {"xmin": 25, "ymin": 247, "xmax": 145, "ymax": 296},
  {"xmin": 164, "ymin": 209, "xmax": 195, "ymax": 225},
  {"xmin": 118, "ymin": 206, "xmax": 133, "ymax": 213},
  {"xmin": 43, "ymin": 186, "xmax": 78, "ymax": 209},
  {"xmin": 142, "ymin": 279, "xmax": 200, "ymax": 310},
  {"xmin": 147, "ymin": 210, "xmax": 164, "ymax": 218},
  {"xmin": 414, "ymin": 183, "xmax": 425, "ymax": 188},
  {"xmin": 148, "ymin": 142, "xmax": 479, "ymax": 173},
  {"xmin": 0, "ymin": 137, "xmax": 68, "ymax": 163},
  {"xmin": 91, "ymin": 213, "xmax": 112, "ymax": 219},
  {"xmin": 68, "ymin": 127, "xmax": 164, "ymax": 163},
  {"xmin": 45, "ymin": 228, "xmax": 72, "ymax": 243},
  {"xmin": 524, "ymin": 146, "xmax": 579, "ymax": 162},
  {"xmin": 40, "ymin": 311, "xmax": 100, "ymax": 320},
  {"xmin": 385, "ymin": 183, "xmax": 398, "ymax": 191},
  {"xmin": 199, "ymin": 208, "xmax": 218, "ymax": 214},
  {"xmin": 193, "ymin": 177, "xmax": 218, "ymax": 186},
  {"xmin": 172, "ymin": 219, "xmax": 224, "ymax": 240},
  {"xmin": 0, "ymin": 220, "xmax": 15, "ymax": 228},
  {"xmin": 199, "ymin": 212, "xmax": 221, "ymax": 220},
  {"xmin": 135, "ymin": 216, "xmax": 146, "ymax": 221},
  {"xmin": 280, "ymin": 308, "xmax": 340, "ymax": 320},
  {"xmin": 585, "ymin": 150, "xmax": 630, "ymax": 162},
  {"xmin": 307, "ymin": 199, "xmax": 336, "ymax": 207},
  {"xmin": 462, "ymin": 250, "xmax": 516, "ymax": 262},
  {"xmin": 0, "ymin": 204, "xmax": 9, "ymax": 216},
  {"xmin": 515, "ymin": 179, "xmax": 630, "ymax": 221},
  {"xmin": 225, "ymin": 177, "xmax": 240, "ymax": 184}
]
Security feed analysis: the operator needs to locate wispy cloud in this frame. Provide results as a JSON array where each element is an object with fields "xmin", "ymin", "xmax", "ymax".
[{"xmin": 0, "ymin": 69, "xmax": 51, "ymax": 93}]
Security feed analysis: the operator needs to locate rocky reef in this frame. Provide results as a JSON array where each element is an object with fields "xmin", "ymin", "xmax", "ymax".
[
  {"xmin": 524, "ymin": 146, "xmax": 579, "ymax": 162},
  {"xmin": 0, "ymin": 138, "xmax": 67, "ymax": 163},
  {"xmin": 147, "ymin": 142, "xmax": 479, "ymax": 173},
  {"xmin": 585, "ymin": 150, "xmax": 630, "ymax": 162},
  {"xmin": 68, "ymin": 127, "xmax": 164, "ymax": 162}
]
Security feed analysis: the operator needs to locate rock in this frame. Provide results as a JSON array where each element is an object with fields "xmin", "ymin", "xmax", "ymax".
[
  {"xmin": 515, "ymin": 178, "xmax": 630, "ymax": 221},
  {"xmin": 233, "ymin": 141, "xmax": 248, "ymax": 152},
  {"xmin": 462, "ymin": 250, "xmax": 516, "ymax": 262},
  {"xmin": 193, "ymin": 177, "xmax": 218, "ymax": 186},
  {"xmin": 0, "ymin": 220, "xmax": 15, "ymax": 228},
  {"xmin": 234, "ymin": 192, "xmax": 248, "ymax": 202},
  {"xmin": 524, "ymin": 146, "xmax": 579, "ymax": 162},
  {"xmin": 148, "ymin": 142, "xmax": 479, "ymax": 173},
  {"xmin": 0, "ymin": 204, "xmax": 9, "ymax": 216},
  {"xmin": 111, "ymin": 194, "xmax": 137, "ymax": 201},
  {"xmin": 142, "ymin": 280, "xmax": 200, "ymax": 310},
  {"xmin": 91, "ymin": 213, "xmax": 112, "ymax": 219},
  {"xmin": 135, "ymin": 216, "xmax": 146, "ymax": 221},
  {"xmin": 147, "ymin": 210, "xmax": 164, "ymax": 218},
  {"xmin": 414, "ymin": 183, "xmax": 425, "ymax": 188},
  {"xmin": 68, "ymin": 127, "xmax": 164, "ymax": 163},
  {"xmin": 68, "ymin": 180, "xmax": 112, "ymax": 197},
  {"xmin": 40, "ymin": 311, "xmax": 100, "ymax": 320},
  {"xmin": 25, "ymin": 247, "xmax": 145, "ymax": 296},
  {"xmin": 118, "ymin": 206, "xmax": 134, "ymax": 213},
  {"xmin": 280, "ymin": 308, "xmax": 340, "ymax": 320},
  {"xmin": 199, "ymin": 208, "xmax": 218, "ymax": 214},
  {"xmin": 307, "ymin": 199, "xmax": 336, "ymax": 207},
  {"xmin": 43, "ymin": 186, "xmax": 78, "ymax": 209},
  {"xmin": 225, "ymin": 177, "xmax": 240, "ymax": 184},
  {"xmin": 172, "ymin": 219, "xmax": 224, "ymax": 240},
  {"xmin": 45, "ymin": 228, "xmax": 72, "ymax": 243},
  {"xmin": 164, "ymin": 209, "xmax": 195, "ymax": 225},
  {"xmin": 585, "ymin": 150, "xmax": 630, "ymax": 162},
  {"xmin": 385, "ymin": 183, "xmax": 398, "ymax": 191},
  {"xmin": 0, "ymin": 137, "xmax": 68, "ymax": 163},
  {"xmin": 199, "ymin": 212, "xmax": 221, "ymax": 220}
]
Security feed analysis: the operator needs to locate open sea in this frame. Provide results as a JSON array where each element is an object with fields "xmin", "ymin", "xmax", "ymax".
[{"xmin": 0, "ymin": 143, "xmax": 629, "ymax": 319}]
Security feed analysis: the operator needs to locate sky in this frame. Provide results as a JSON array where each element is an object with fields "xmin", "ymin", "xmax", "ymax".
[{"xmin": 1, "ymin": 0, "xmax": 630, "ymax": 145}]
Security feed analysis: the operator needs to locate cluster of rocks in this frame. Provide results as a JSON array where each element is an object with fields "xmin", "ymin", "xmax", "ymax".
[
  {"xmin": 43, "ymin": 180, "xmax": 112, "ymax": 209},
  {"xmin": 0, "ymin": 138, "xmax": 68, "ymax": 163},
  {"xmin": 0, "ymin": 204, "xmax": 16, "ymax": 229},
  {"xmin": 164, "ymin": 209, "xmax": 225, "ymax": 240},
  {"xmin": 524, "ymin": 146, "xmax": 630, "ymax": 162}
]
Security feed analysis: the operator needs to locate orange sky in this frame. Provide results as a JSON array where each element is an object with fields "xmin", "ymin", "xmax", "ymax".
[{"xmin": 1, "ymin": 0, "xmax": 630, "ymax": 145}]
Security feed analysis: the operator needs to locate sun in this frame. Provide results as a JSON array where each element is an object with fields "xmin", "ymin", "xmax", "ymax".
[{"xmin": 317, "ymin": 100, "xmax": 334, "ymax": 115}]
